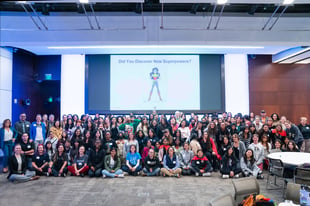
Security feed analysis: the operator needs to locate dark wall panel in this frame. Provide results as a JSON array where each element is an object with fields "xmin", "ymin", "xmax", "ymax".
[
  {"xmin": 248, "ymin": 55, "xmax": 310, "ymax": 124},
  {"xmin": 12, "ymin": 51, "xmax": 61, "ymax": 123}
]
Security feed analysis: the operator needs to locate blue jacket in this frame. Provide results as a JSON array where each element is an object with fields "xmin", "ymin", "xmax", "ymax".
[
  {"xmin": 30, "ymin": 122, "xmax": 46, "ymax": 142},
  {"xmin": 0, "ymin": 127, "xmax": 17, "ymax": 149}
]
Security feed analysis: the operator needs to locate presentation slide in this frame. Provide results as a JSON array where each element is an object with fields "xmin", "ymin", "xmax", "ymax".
[{"xmin": 110, "ymin": 55, "xmax": 200, "ymax": 110}]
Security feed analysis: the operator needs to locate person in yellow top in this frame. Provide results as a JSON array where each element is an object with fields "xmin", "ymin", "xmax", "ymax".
[{"xmin": 49, "ymin": 120, "xmax": 63, "ymax": 140}]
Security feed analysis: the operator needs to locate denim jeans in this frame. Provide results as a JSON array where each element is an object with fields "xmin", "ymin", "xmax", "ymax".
[
  {"xmin": 142, "ymin": 167, "xmax": 160, "ymax": 176},
  {"xmin": 121, "ymin": 165, "xmax": 142, "ymax": 176},
  {"xmin": 9, "ymin": 170, "xmax": 36, "ymax": 182},
  {"xmin": 102, "ymin": 169, "xmax": 123, "ymax": 178},
  {"xmin": 3, "ymin": 140, "xmax": 14, "ymax": 168}
]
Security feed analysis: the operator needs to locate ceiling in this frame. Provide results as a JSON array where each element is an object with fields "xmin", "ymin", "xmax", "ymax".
[
  {"xmin": 1, "ymin": 1, "xmax": 310, "ymax": 14},
  {"xmin": 0, "ymin": 0, "xmax": 310, "ymax": 57}
]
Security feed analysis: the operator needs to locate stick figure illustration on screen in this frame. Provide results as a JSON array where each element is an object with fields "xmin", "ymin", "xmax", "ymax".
[{"xmin": 148, "ymin": 67, "xmax": 162, "ymax": 101}]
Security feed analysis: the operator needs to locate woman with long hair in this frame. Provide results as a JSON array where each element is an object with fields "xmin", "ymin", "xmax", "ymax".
[
  {"xmin": 199, "ymin": 131, "xmax": 221, "ymax": 172},
  {"xmin": 32, "ymin": 144, "xmax": 50, "ymax": 176},
  {"xmin": 67, "ymin": 145, "xmax": 89, "ymax": 177},
  {"xmin": 160, "ymin": 147, "xmax": 182, "ymax": 178},
  {"xmin": 0, "ymin": 119, "xmax": 17, "ymax": 173},
  {"xmin": 240, "ymin": 148, "xmax": 263, "ymax": 179},
  {"xmin": 7, "ymin": 144, "xmax": 39, "ymax": 182},
  {"xmin": 49, "ymin": 144, "xmax": 68, "ymax": 177},
  {"xmin": 102, "ymin": 147, "xmax": 124, "ymax": 178},
  {"xmin": 220, "ymin": 146, "xmax": 241, "ymax": 179}
]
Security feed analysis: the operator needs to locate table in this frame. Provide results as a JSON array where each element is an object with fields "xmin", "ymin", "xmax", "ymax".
[{"xmin": 267, "ymin": 152, "xmax": 310, "ymax": 166}]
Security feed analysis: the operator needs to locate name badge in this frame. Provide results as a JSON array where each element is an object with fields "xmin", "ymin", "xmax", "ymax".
[
  {"xmin": 33, "ymin": 124, "xmax": 36, "ymax": 127},
  {"xmin": 147, "ymin": 161, "xmax": 151, "ymax": 164},
  {"xmin": 173, "ymin": 161, "xmax": 176, "ymax": 164},
  {"xmin": 197, "ymin": 161, "xmax": 200, "ymax": 164},
  {"xmin": 26, "ymin": 125, "xmax": 30, "ymax": 127},
  {"xmin": 109, "ymin": 143, "xmax": 112, "ymax": 145},
  {"xmin": 36, "ymin": 156, "xmax": 40, "ymax": 159},
  {"xmin": 27, "ymin": 145, "xmax": 31, "ymax": 148},
  {"xmin": 78, "ymin": 162, "xmax": 82, "ymax": 166}
]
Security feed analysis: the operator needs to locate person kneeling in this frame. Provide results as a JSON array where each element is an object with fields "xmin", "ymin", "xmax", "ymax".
[
  {"xmin": 102, "ymin": 147, "xmax": 124, "ymax": 178},
  {"xmin": 220, "ymin": 146, "xmax": 241, "ymax": 179},
  {"xmin": 67, "ymin": 146, "xmax": 89, "ymax": 177},
  {"xmin": 121, "ymin": 145, "xmax": 142, "ymax": 176},
  {"xmin": 191, "ymin": 149, "xmax": 213, "ymax": 177},
  {"xmin": 142, "ymin": 148, "xmax": 160, "ymax": 176},
  {"xmin": 160, "ymin": 147, "xmax": 182, "ymax": 178}
]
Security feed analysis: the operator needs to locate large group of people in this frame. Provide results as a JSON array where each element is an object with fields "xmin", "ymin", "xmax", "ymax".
[{"xmin": 0, "ymin": 110, "xmax": 309, "ymax": 183}]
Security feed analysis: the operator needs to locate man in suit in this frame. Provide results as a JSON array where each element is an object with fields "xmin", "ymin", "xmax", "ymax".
[{"xmin": 14, "ymin": 113, "xmax": 31, "ymax": 144}]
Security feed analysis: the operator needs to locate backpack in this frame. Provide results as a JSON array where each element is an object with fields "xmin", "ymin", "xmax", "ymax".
[{"xmin": 239, "ymin": 193, "xmax": 275, "ymax": 206}]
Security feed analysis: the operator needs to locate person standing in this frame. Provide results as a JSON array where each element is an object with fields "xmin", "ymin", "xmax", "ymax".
[
  {"xmin": 14, "ymin": 113, "xmax": 31, "ymax": 143},
  {"xmin": 30, "ymin": 114, "xmax": 46, "ymax": 149},
  {"xmin": 0, "ymin": 119, "xmax": 17, "ymax": 173}
]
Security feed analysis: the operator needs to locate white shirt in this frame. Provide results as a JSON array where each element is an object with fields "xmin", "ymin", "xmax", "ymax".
[
  {"xmin": 178, "ymin": 127, "xmax": 190, "ymax": 142},
  {"xmin": 36, "ymin": 125, "xmax": 43, "ymax": 141},
  {"xmin": 16, "ymin": 155, "xmax": 22, "ymax": 172},
  {"xmin": 109, "ymin": 157, "xmax": 115, "ymax": 169},
  {"xmin": 4, "ymin": 129, "xmax": 13, "ymax": 141}
]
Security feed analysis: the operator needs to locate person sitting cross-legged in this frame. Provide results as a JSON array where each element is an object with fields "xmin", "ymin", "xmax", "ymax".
[
  {"xmin": 102, "ymin": 147, "xmax": 124, "ymax": 178},
  {"xmin": 190, "ymin": 149, "xmax": 213, "ymax": 177},
  {"xmin": 142, "ymin": 148, "xmax": 160, "ymax": 176},
  {"xmin": 160, "ymin": 147, "xmax": 182, "ymax": 178}
]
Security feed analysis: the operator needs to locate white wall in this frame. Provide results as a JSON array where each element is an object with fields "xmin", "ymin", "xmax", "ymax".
[
  {"xmin": 224, "ymin": 54, "xmax": 249, "ymax": 116},
  {"xmin": 61, "ymin": 55, "xmax": 85, "ymax": 116},
  {"xmin": 0, "ymin": 48, "xmax": 13, "ymax": 122}
]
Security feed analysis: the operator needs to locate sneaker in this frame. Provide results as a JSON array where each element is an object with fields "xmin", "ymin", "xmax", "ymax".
[
  {"xmin": 222, "ymin": 174, "xmax": 229, "ymax": 179},
  {"xmin": 102, "ymin": 174, "xmax": 106, "ymax": 178},
  {"xmin": 234, "ymin": 174, "xmax": 239, "ymax": 178},
  {"xmin": 195, "ymin": 173, "xmax": 199, "ymax": 177},
  {"xmin": 45, "ymin": 172, "xmax": 50, "ymax": 177},
  {"xmin": 257, "ymin": 174, "xmax": 264, "ymax": 179},
  {"xmin": 137, "ymin": 172, "xmax": 141, "ymax": 176},
  {"xmin": 203, "ymin": 172, "xmax": 211, "ymax": 177},
  {"xmin": 123, "ymin": 172, "xmax": 128, "ymax": 176},
  {"xmin": 174, "ymin": 173, "xmax": 180, "ymax": 178},
  {"xmin": 118, "ymin": 174, "xmax": 124, "ymax": 178}
]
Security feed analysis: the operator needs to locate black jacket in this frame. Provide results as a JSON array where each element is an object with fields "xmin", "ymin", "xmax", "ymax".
[
  {"xmin": 144, "ymin": 155, "xmax": 160, "ymax": 170},
  {"xmin": 88, "ymin": 148, "xmax": 105, "ymax": 170},
  {"xmin": 8, "ymin": 154, "xmax": 27, "ymax": 179}
]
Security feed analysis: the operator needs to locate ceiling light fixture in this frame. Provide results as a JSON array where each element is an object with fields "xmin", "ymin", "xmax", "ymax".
[
  {"xmin": 48, "ymin": 45, "xmax": 264, "ymax": 49},
  {"xmin": 283, "ymin": 0, "xmax": 294, "ymax": 5},
  {"xmin": 79, "ymin": 0, "xmax": 89, "ymax": 4},
  {"xmin": 217, "ymin": 0, "xmax": 228, "ymax": 5}
]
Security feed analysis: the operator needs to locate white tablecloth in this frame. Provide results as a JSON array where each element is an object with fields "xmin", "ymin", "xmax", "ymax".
[{"xmin": 267, "ymin": 152, "xmax": 310, "ymax": 166}]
